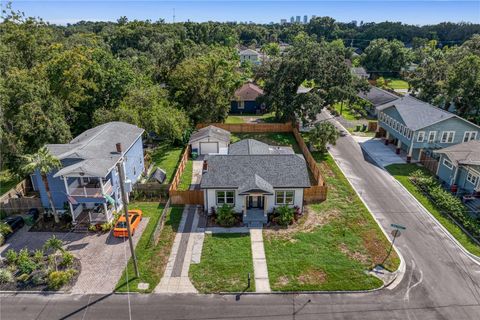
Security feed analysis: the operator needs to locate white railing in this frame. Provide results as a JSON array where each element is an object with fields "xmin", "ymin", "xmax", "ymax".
[{"xmin": 69, "ymin": 179, "xmax": 113, "ymax": 197}]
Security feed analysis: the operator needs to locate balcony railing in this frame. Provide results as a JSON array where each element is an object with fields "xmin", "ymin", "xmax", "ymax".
[{"xmin": 69, "ymin": 179, "xmax": 113, "ymax": 198}]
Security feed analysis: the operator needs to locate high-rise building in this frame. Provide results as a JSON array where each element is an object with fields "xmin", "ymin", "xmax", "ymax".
[
  {"xmin": 296, "ymin": 16, "xmax": 301, "ymax": 23},
  {"xmin": 311, "ymin": 15, "xmax": 316, "ymax": 20},
  {"xmin": 290, "ymin": 16, "xmax": 295, "ymax": 23},
  {"xmin": 280, "ymin": 19, "xmax": 287, "ymax": 25},
  {"xmin": 303, "ymin": 15, "xmax": 308, "ymax": 24}
]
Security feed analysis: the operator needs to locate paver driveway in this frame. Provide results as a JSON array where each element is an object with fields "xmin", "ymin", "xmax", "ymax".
[{"xmin": 0, "ymin": 218, "xmax": 148, "ymax": 294}]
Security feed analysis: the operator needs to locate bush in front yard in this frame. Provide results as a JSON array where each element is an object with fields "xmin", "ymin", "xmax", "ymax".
[
  {"xmin": 17, "ymin": 248, "xmax": 36, "ymax": 275},
  {"xmin": 5, "ymin": 249, "xmax": 17, "ymax": 265},
  {"xmin": 0, "ymin": 268, "xmax": 14, "ymax": 284},
  {"xmin": 216, "ymin": 204, "xmax": 236, "ymax": 227},
  {"xmin": 47, "ymin": 269, "xmax": 77, "ymax": 290},
  {"xmin": 274, "ymin": 206, "xmax": 295, "ymax": 226}
]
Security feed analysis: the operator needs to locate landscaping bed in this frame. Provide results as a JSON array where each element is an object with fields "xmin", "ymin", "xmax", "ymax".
[
  {"xmin": 263, "ymin": 154, "xmax": 399, "ymax": 291},
  {"xmin": 0, "ymin": 236, "xmax": 80, "ymax": 291},
  {"xmin": 115, "ymin": 202, "xmax": 183, "ymax": 293},
  {"xmin": 189, "ymin": 233, "xmax": 255, "ymax": 293},
  {"xmin": 386, "ymin": 164, "xmax": 480, "ymax": 257}
]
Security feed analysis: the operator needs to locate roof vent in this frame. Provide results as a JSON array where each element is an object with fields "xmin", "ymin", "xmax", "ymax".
[{"xmin": 116, "ymin": 143, "xmax": 122, "ymax": 153}]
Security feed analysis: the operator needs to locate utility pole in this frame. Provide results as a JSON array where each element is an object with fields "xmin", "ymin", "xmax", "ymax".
[{"xmin": 116, "ymin": 143, "xmax": 140, "ymax": 278}]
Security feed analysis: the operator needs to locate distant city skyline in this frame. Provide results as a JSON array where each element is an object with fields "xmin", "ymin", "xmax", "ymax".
[{"xmin": 3, "ymin": 1, "xmax": 479, "ymax": 25}]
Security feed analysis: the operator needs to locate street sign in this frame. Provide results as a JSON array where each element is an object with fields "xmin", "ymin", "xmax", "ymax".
[
  {"xmin": 391, "ymin": 229, "xmax": 401, "ymax": 238},
  {"xmin": 391, "ymin": 223, "xmax": 406, "ymax": 230}
]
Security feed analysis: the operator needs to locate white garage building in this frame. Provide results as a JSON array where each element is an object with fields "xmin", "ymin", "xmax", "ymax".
[{"xmin": 189, "ymin": 125, "xmax": 231, "ymax": 155}]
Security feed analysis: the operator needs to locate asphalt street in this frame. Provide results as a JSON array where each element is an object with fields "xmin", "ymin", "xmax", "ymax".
[{"xmin": 2, "ymin": 112, "xmax": 480, "ymax": 319}]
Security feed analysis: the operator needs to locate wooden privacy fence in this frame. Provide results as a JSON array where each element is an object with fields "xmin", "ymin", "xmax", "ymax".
[
  {"xmin": 0, "ymin": 197, "xmax": 43, "ymax": 214},
  {"xmin": 368, "ymin": 121, "xmax": 378, "ymax": 132},
  {"xmin": 420, "ymin": 152, "xmax": 439, "ymax": 175},
  {"xmin": 196, "ymin": 122, "xmax": 293, "ymax": 133},
  {"xmin": 170, "ymin": 190, "xmax": 204, "ymax": 205},
  {"xmin": 304, "ymin": 185, "xmax": 328, "ymax": 203},
  {"xmin": 0, "ymin": 179, "xmax": 33, "ymax": 204},
  {"xmin": 292, "ymin": 128, "xmax": 325, "ymax": 186},
  {"xmin": 169, "ymin": 145, "xmax": 190, "ymax": 192}
]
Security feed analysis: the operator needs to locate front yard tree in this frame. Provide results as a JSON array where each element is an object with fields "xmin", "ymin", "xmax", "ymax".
[
  {"xmin": 43, "ymin": 235, "xmax": 64, "ymax": 271},
  {"xmin": 310, "ymin": 122, "xmax": 339, "ymax": 153},
  {"xmin": 22, "ymin": 146, "xmax": 62, "ymax": 223},
  {"xmin": 362, "ymin": 38, "xmax": 411, "ymax": 77}
]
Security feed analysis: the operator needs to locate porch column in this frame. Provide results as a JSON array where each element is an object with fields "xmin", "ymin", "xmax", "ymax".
[
  {"xmin": 103, "ymin": 202, "xmax": 110, "ymax": 222},
  {"xmin": 263, "ymin": 196, "xmax": 268, "ymax": 218},
  {"xmin": 396, "ymin": 139, "xmax": 401, "ymax": 154},
  {"xmin": 63, "ymin": 176, "xmax": 75, "ymax": 224},
  {"xmin": 99, "ymin": 178, "xmax": 105, "ymax": 194},
  {"xmin": 385, "ymin": 131, "xmax": 390, "ymax": 145},
  {"xmin": 243, "ymin": 196, "xmax": 248, "ymax": 219},
  {"xmin": 407, "ymin": 142, "xmax": 414, "ymax": 164}
]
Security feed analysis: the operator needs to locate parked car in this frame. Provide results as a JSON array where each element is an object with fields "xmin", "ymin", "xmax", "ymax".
[
  {"xmin": 3, "ymin": 216, "xmax": 25, "ymax": 239},
  {"xmin": 113, "ymin": 210, "xmax": 143, "ymax": 238}
]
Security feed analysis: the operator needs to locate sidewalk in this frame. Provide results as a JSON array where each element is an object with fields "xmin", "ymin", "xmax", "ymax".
[{"xmin": 249, "ymin": 227, "xmax": 271, "ymax": 293}]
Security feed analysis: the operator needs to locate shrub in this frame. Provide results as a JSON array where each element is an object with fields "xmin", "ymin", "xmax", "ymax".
[
  {"xmin": 59, "ymin": 251, "xmax": 74, "ymax": 268},
  {"xmin": 5, "ymin": 249, "xmax": 17, "ymax": 265},
  {"xmin": 216, "ymin": 204, "xmax": 236, "ymax": 227},
  {"xmin": 100, "ymin": 221, "xmax": 114, "ymax": 232},
  {"xmin": 17, "ymin": 248, "xmax": 36, "ymax": 275},
  {"xmin": 33, "ymin": 249, "xmax": 44, "ymax": 263},
  {"xmin": 274, "ymin": 206, "xmax": 295, "ymax": 226},
  {"xmin": 47, "ymin": 269, "xmax": 76, "ymax": 290},
  {"xmin": 16, "ymin": 273, "xmax": 30, "ymax": 283},
  {"xmin": 0, "ymin": 268, "xmax": 14, "ymax": 284}
]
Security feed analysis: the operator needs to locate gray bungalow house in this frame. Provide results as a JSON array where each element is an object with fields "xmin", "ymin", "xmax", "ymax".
[
  {"xmin": 377, "ymin": 95, "xmax": 480, "ymax": 162},
  {"xmin": 200, "ymin": 139, "xmax": 311, "ymax": 226},
  {"xmin": 434, "ymin": 140, "xmax": 480, "ymax": 194}
]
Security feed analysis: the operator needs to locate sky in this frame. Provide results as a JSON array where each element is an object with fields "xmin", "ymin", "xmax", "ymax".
[{"xmin": 3, "ymin": 1, "xmax": 480, "ymax": 25}]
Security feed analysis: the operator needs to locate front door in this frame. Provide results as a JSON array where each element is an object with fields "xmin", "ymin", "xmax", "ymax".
[{"xmin": 248, "ymin": 196, "xmax": 263, "ymax": 209}]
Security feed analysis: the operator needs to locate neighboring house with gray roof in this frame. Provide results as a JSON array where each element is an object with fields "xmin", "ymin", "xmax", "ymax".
[
  {"xmin": 377, "ymin": 95, "xmax": 480, "ymax": 162},
  {"xmin": 200, "ymin": 139, "xmax": 310, "ymax": 226},
  {"xmin": 189, "ymin": 125, "xmax": 231, "ymax": 155},
  {"xmin": 351, "ymin": 67, "xmax": 369, "ymax": 79},
  {"xmin": 31, "ymin": 122, "xmax": 145, "ymax": 225},
  {"xmin": 357, "ymin": 86, "xmax": 400, "ymax": 115},
  {"xmin": 434, "ymin": 140, "xmax": 480, "ymax": 193},
  {"xmin": 239, "ymin": 48, "xmax": 260, "ymax": 64}
]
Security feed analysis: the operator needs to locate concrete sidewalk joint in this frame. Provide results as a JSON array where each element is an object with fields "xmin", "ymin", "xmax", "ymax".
[{"xmin": 249, "ymin": 227, "xmax": 271, "ymax": 293}]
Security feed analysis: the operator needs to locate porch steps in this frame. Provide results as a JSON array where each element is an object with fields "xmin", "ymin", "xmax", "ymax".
[{"xmin": 247, "ymin": 221, "xmax": 264, "ymax": 228}]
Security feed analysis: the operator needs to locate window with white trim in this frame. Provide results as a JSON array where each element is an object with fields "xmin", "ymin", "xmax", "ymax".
[
  {"xmin": 238, "ymin": 101, "xmax": 245, "ymax": 109},
  {"xmin": 428, "ymin": 131, "xmax": 436, "ymax": 143},
  {"xmin": 417, "ymin": 131, "xmax": 425, "ymax": 142},
  {"xmin": 467, "ymin": 172, "xmax": 479, "ymax": 185},
  {"xmin": 407, "ymin": 130, "xmax": 412, "ymax": 140},
  {"xmin": 441, "ymin": 131, "xmax": 455, "ymax": 143},
  {"xmin": 443, "ymin": 159, "xmax": 453, "ymax": 170},
  {"xmin": 216, "ymin": 190, "xmax": 235, "ymax": 205},
  {"xmin": 463, "ymin": 131, "xmax": 477, "ymax": 142},
  {"xmin": 275, "ymin": 190, "xmax": 294, "ymax": 205},
  {"xmin": 399, "ymin": 124, "xmax": 404, "ymax": 135}
]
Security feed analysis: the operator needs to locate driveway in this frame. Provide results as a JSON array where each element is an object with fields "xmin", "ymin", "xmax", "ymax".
[
  {"xmin": 356, "ymin": 136, "xmax": 405, "ymax": 167},
  {"xmin": 0, "ymin": 218, "xmax": 148, "ymax": 294}
]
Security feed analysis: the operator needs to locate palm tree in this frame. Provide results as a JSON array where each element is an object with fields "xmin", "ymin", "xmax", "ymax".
[
  {"xmin": 43, "ymin": 235, "xmax": 64, "ymax": 271},
  {"xmin": 22, "ymin": 146, "xmax": 62, "ymax": 223}
]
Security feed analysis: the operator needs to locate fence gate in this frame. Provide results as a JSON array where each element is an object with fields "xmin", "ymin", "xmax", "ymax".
[{"xmin": 419, "ymin": 152, "xmax": 439, "ymax": 174}]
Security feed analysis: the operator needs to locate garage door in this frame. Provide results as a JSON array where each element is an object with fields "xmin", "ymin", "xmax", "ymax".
[{"xmin": 199, "ymin": 142, "xmax": 218, "ymax": 154}]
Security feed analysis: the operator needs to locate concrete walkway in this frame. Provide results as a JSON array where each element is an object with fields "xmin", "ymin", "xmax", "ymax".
[
  {"xmin": 357, "ymin": 137, "xmax": 405, "ymax": 167},
  {"xmin": 190, "ymin": 160, "xmax": 203, "ymax": 190},
  {"xmin": 249, "ymin": 227, "xmax": 271, "ymax": 293},
  {"xmin": 155, "ymin": 206, "xmax": 199, "ymax": 293}
]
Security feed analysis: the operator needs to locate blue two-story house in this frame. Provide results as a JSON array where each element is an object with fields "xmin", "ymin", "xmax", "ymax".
[
  {"xmin": 230, "ymin": 82, "xmax": 265, "ymax": 114},
  {"xmin": 377, "ymin": 96, "xmax": 480, "ymax": 162},
  {"xmin": 433, "ymin": 140, "xmax": 480, "ymax": 194},
  {"xmin": 31, "ymin": 122, "xmax": 145, "ymax": 225}
]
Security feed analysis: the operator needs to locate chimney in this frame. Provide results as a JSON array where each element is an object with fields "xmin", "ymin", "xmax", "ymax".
[
  {"xmin": 116, "ymin": 142, "xmax": 123, "ymax": 153},
  {"xmin": 202, "ymin": 160, "xmax": 208, "ymax": 173}
]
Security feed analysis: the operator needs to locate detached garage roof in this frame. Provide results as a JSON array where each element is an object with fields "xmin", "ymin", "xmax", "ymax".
[{"xmin": 189, "ymin": 125, "xmax": 231, "ymax": 144}]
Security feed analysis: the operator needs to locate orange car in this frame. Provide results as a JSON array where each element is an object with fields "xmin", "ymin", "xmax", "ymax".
[{"xmin": 113, "ymin": 210, "xmax": 143, "ymax": 238}]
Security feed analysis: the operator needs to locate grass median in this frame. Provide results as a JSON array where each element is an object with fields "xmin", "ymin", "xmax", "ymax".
[
  {"xmin": 189, "ymin": 233, "xmax": 255, "ymax": 293},
  {"xmin": 386, "ymin": 164, "xmax": 480, "ymax": 257},
  {"xmin": 264, "ymin": 154, "xmax": 399, "ymax": 291},
  {"xmin": 115, "ymin": 203, "xmax": 183, "ymax": 293}
]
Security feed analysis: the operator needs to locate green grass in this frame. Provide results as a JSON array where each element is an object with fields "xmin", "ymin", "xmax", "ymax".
[
  {"xmin": 385, "ymin": 78, "xmax": 409, "ymax": 90},
  {"xmin": 189, "ymin": 233, "xmax": 255, "ymax": 293},
  {"xmin": 386, "ymin": 164, "xmax": 480, "ymax": 257},
  {"xmin": 151, "ymin": 143, "xmax": 184, "ymax": 184},
  {"xmin": 177, "ymin": 160, "xmax": 193, "ymax": 191},
  {"xmin": 115, "ymin": 203, "xmax": 183, "ymax": 293},
  {"xmin": 333, "ymin": 102, "xmax": 357, "ymax": 121},
  {"xmin": 0, "ymin": 170, "xmax": 21, "ymax": 196},
  {"xmin": 230, "ymin": 132, "xmax": 301, "ymax": 153},
  {"xmin": 225, "ymin": 116, "xmax": 246, "ymax": 124},
  {"xmin": 264, "ymin": 154, "xmax": 399, "ymax": 291}
]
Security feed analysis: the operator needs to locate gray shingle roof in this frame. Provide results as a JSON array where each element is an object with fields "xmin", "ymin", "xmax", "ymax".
[
  {"xmin": 228, "ymin": 139, "xmax": 294, "ymax": 155},
  {"xmin": 47, "ymin": 122, "xmax": 144, "ymax": 178},
  {"xmin": 238, "ymin": 174, "xmax": 275, "ymax": 195},
  {"xmin": 189, "ymin": 126, "xmax": 231, "ymax": 144},
  {"xmin": 357, "ymin": 86, "xmax": 400, "ymax": 107},
  {"xmin": 434, "ymin": 140, "xmax": 480, "ymax": 166},
  {"xmin": 351, "ymin": 67, "xmax": 369, "ymax": 78},
  {"xmin": 239, "ymin": 49, "xmax": 259, "ymax": 56},
  {"xmin": 377, "ymin": 96, "xmax": 458, "ymax": 131},
  {"xmin": 200, "ymin": 154, "xmax": 311, "ymax": 189}
]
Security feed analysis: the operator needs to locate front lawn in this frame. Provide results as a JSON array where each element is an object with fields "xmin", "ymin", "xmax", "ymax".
[
  {"xmin": 177, "ymin": 159, "xmax": 193, "ymax": 191},
  {"xmin": 189, "ymin": 233, "xmax": 255, "ymax": 293},
  {"xmin": 264, "ymin": 154, "xmax": 399, "ymax": 291},
  {"xmin": 333, "ymin": 102, "xmax": 358, "ymax": 121},
  {"xmin": 0, "ymin": 170, "xmax": 21, "ymax": 196},
  {"xmin": 150, "ymin": 143, "xmax": 184, "ymax": 184},
  {"xmin": 115, "ymin": 203, "xmax": 183, "ymax": 293},
  {"xmin": 225, "ymin": 116, "xmax": 245, "ymax": 124},
  {"xmin": 386, "ymin": 164, "xmax": 480, "ymax": 257},
  {"xmin": 385, "ymin": 78, "xmax": 409, "ymax": 90},
  {"xmin": 230, "ymin": 132, "xmax": 301, "ymax": 153}
]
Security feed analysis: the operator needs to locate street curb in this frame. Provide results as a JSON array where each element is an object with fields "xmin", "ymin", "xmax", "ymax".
[
  {"xmin": 0, "ymin": 290, "xmax": 66, "ymax": 294},
  {"xmin": 358, "ymin": 138, "xmax": 480, "ymax": 267},
  {"xmin": 327, "ymin": 147, "xmax": 406, "ymax": 290}
]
